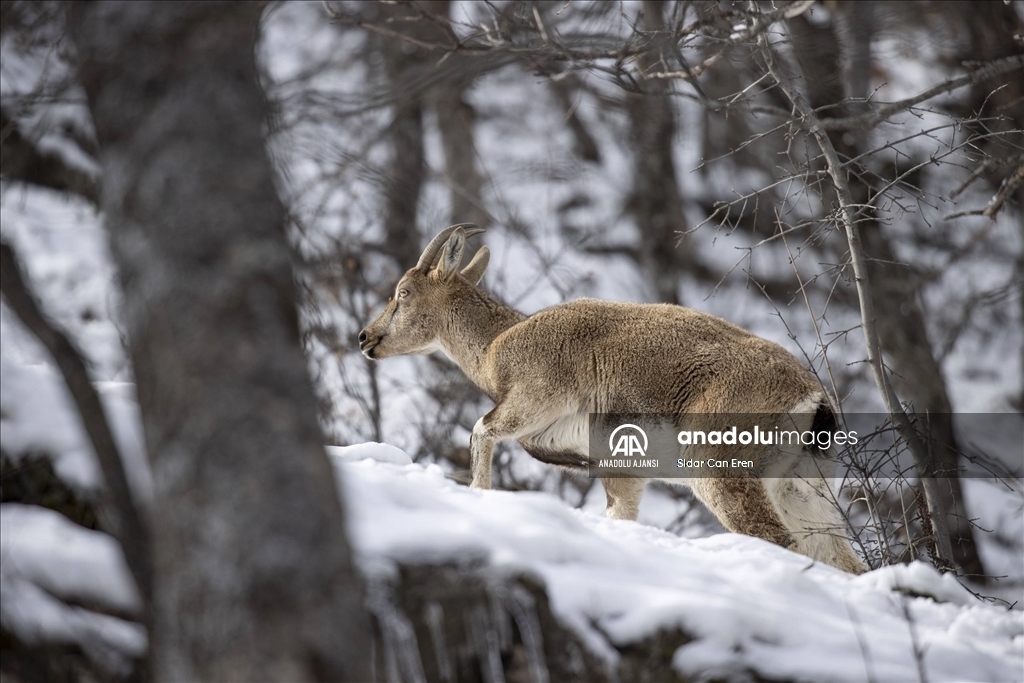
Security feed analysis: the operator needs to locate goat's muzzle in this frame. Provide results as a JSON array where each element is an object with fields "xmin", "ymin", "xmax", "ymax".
[{"xmin": 358, "ymin": 329, "xmax": 379, "ymax": 358}]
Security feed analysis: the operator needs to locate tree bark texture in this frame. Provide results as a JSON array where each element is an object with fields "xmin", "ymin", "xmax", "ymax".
[
  {"xmin": 627, "ymin": 0, "xmax": 689, "ymax": 305},
  {"xmin": 374, "ymin": 0, "xmax": 456, "ymax": 264},
  {"xmin": 70, "ymin": 3, "xmax": 371, "ymax": 680},
  {"xmin": 434, "ymin": 85, "xmax": 488, "ymax": 229}
]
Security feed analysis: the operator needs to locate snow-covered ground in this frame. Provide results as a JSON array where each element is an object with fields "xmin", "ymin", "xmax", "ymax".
[
  {"xmin": 332, "ymin": 443, "xmax": 1023, "ymax": 682},
  {"xmin": 4, "ymin": 436, "xmax": 1019, "ymax": 681}
]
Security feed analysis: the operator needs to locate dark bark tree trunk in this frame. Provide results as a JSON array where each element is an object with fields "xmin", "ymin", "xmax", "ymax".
[
  {"xmin": 375, "ymin": 0, "xmax": 459, "ymax": 264},
  {"xmin": 383, "ymin": 97, "xmax": 427, "ymax": 266},
  {"xmin": 627, "ymin": 0, "xmax": 689, "ymax": 304},
  {"xmin": 70, "ymin": 3, "xmax": 371, "ymax": 680},
  {"xmin": 420, "ymin": 0, "xmax": 488, "ymax": 229},
  {"xmin": 435, "ymin": 86, "xmax": 488, "ymax": 228},
  {"xmin": 792, "ymin": 3, "xmax": 986, "ymax": 575},
  {"xmin": 954, "ymin": 0, "xmax": 1024, "ymax": 409},
  {"xmin": 548, "ymin": 75, "xmax": 602, "ymax": 165}
]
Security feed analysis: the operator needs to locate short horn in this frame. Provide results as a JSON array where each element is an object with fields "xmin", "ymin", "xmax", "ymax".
[{"xmin": 415, "ymin": 223, "xmax": 484, "ymax": 271}]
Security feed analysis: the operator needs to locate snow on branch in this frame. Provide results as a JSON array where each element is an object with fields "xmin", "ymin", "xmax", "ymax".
[{"xmin": 0, "ymin": 105, "xmax": 99, "ymax": 203}]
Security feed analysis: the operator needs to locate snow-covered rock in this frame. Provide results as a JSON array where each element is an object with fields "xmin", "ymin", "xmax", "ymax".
[
  {"xmin": 0, "ymin": 504, "xmax": 146, "ymax": 680},
  {"xmin": 335, "ymin": 443, "xmax": 1024, "ymax": 683},
  {"xmin": 0, "ymin": 503, "xmax": 141, "ymax": 616}
]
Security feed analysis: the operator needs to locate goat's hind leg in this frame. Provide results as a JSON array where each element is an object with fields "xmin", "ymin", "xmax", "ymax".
[
  {"xmin": 690, "ymin": 477, "xmax": 797, "ymax": 551},
  {"xmin": 765, "ymin": 477, "xmax": 867, "ymax": 574}
]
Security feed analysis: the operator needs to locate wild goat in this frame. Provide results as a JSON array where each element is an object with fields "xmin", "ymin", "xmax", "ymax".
[{"xmin": 359, "ymin": 225, "xmax": 866, "ymax": 574}]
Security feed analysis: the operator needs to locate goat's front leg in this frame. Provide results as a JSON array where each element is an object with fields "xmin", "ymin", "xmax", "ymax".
[
  {"xmin": 469, "ymin": 415, "xmax": 495, "ymax": 489},
  {"xmin": 602, "ymin": 477, "xmax": 646, "ymax": 521},
  {"xmin": 470, "ymin": 400, "xmax": 532, "ymax": 489}
]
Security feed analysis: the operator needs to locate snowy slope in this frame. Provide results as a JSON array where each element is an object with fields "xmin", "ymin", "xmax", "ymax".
[{"xmin": 332, "ymin": 444, "xmax": 1023, "ymax": 683}]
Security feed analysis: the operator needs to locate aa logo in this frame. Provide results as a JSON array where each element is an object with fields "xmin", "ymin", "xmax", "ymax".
[{"xmin": 609, "ymin": 424, "xmax": 648, "ymax": 458}]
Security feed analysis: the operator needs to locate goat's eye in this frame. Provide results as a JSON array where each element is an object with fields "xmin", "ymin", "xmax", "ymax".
[{"xmin": 398, "ymin": 289, "xmax": 409, "ymax": 299}]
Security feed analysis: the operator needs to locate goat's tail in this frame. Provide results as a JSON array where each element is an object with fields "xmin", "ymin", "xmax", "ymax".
[{"xmin": 768, "ymin": 396, "xmax": 867, "ymax": 573}]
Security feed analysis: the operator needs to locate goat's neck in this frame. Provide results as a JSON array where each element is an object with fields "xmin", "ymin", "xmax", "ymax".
[{"xmin": 439, "ymin": 287, "xmax": 525, "ymax": 397}]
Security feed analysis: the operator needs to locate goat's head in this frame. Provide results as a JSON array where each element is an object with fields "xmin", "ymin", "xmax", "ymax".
[{"xmin": 359, "ymin": 224, "xmax": 490, "ymax": 359}]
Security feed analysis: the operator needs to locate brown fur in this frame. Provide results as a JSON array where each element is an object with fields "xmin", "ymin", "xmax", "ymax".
[{"xmin": 360, "ymin": 226, "xmax": 866, "ymax": 573}]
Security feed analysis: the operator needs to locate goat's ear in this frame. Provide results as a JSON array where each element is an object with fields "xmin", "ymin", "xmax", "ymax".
[
  {"xmin": 436, "ymin": 227, "xmax": 466, "ymax": 282},
  {"xmin": 461, "ymin": 246, "xmax": 490, "ymax": 285}
]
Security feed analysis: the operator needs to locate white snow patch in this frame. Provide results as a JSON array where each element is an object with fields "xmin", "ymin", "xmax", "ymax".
[
  {"xmin": 0, "ymin": 503, "xmax": 141, "ymax": 616},
  {"xmin": 326, "ymin": 442, "xmax": 414, "ymax": 466},
  {"xmin": 0, "ymin": 575, "xmax": 145, "ymax": 677},
  {"xmin": 0, "ymin": 349, "xmax": 152, "ymax": 500},
  {"xmin": 0, "ymin": 504, "xmax": 145, "ymax": 678}
]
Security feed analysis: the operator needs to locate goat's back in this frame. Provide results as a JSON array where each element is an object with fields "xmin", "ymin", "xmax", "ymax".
[{"xmin": 487, "ymin": 299, "xmax": 823, "ymax": 414}]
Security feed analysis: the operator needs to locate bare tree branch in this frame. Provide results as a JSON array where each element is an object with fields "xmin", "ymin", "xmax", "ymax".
[
  {"xmin": 643, "ymin": 0, "xmax": 814, "ymax": 82},
  {"xmin": 949, "ymin": 150, "xmax": 1024, "ymax": 199},
  {"xmin": 981, "ymin": 161, "xmax": 1024, "ymax": 219},
  {"xmin": 811, "ymin": 54, "xmax": 1024, "ymax": 131}
]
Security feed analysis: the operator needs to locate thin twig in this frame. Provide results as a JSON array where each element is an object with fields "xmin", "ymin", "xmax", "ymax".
[{"xmin": 949, "ymin": 151, "xmax": 1024, "ymax": 199}]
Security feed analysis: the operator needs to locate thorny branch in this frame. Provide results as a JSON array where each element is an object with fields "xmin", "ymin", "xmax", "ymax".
[
  {"xmin": 809, "ymin": 54, "xmax": 1024, "ymax": 131},
  {"xmin": 756, "ymin": 32, "xmax": 958, "ymax": 570},
  {"xmin": 946, "ymin": 160, "xmax": 1024, "ymax": 220}
]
